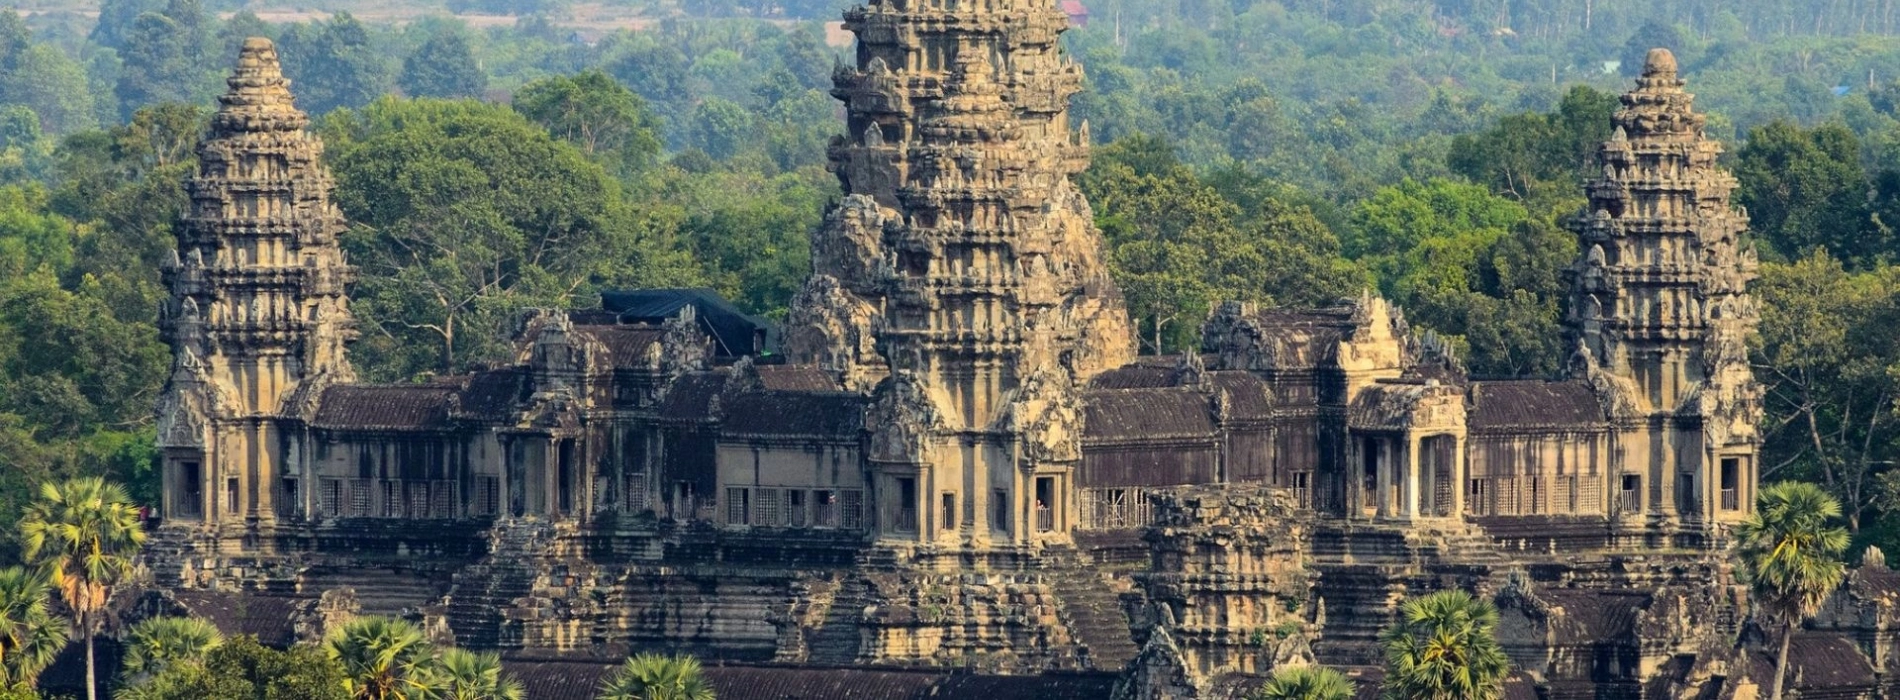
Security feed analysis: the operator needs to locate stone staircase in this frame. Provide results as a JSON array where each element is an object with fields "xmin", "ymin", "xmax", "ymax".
[
  {"xmin": 299, "ymin": 568, "xmax": 447, "ymax": 616},
  {"xmin": 1049, "ymin": 567, "xmax": 1140, "ymax": 671},
  {"xmin": 444, "ymin": 519, "xmax": 556, "ymax": 649},
  {"xmin": 1307, "ymin": 521, "xmax": 1507, "ymax": 666},
  {"xmin": 802, "ymin": 577, "xmax": 869, "ymax": 665}
]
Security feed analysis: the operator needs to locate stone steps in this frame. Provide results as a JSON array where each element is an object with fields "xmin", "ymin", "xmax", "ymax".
[
  {"xmin": 1049, "ymin": 568, "xmax": 1139, "ymax": 671},
  {"xmin": 804, "ymin": 577, "xmax": 867, "ymax": 665},
  {"xmin": 444, "ymin": 519, "xmax": 557, "ymax": 650}
]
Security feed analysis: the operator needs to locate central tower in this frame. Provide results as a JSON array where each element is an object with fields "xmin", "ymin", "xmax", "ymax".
[
  {"xmin": 1566, "ymin": 49, "xmax": 1761, "ymax": 535},
  {"xmin": 786, "ymin": 0, "xmax": 1134, "ymax": 550}
]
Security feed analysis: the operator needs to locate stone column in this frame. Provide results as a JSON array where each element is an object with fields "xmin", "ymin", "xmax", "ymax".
[
  {"xmin": 1405, "ymin": 435, "xmax": 1421, "ymax": 520},
  {"xmin": 1374, "ymin": 439, "xmax": 1390, "ymax": 519},
  {"xmin": 1451, "ymin": 436, "xmax": 1467, "ymax": 518}
]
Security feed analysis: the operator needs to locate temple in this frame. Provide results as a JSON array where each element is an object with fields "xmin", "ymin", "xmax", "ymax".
[{"xmin": 140, "ymin": 20, "xmax": 1864, "ymax": 700}]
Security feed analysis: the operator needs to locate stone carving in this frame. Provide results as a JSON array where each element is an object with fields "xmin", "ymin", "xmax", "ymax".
[{"xmin": 865, "ymin": 371, "xmax": 945, "ymax": 464}]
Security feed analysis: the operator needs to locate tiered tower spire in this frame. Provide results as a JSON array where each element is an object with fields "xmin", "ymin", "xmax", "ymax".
[
  {"xmin": 156, "ymin": 38, "xmax": 356, "ymax": 526},
  {"xmin": 1567, "ymin": 48, "xmax": 1761, "ymax": 527},
  {"xmin": 786, "ymin": 0, "xmax": 1134, "ymax": 549}
]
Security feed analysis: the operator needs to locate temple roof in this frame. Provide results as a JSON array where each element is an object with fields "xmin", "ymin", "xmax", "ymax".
[
  {"xmin": 502, "ymin": 660, "xmax": 1116, "ymax": 700},
  {"xmin": 313, "ymin": 385, "xmax": 459, "ymax": 431},
  {"xmin": 754, "ymin": 364, "xmax": 837, "ymax": 392},
  {"xmin": 656, "ymin": 369, "xmax": 732, "ymax": 422},
  {"xmin": 1211, "ymin": 371, "xmax": 1274, "ymax": 420},
  {"xmin": 571, "ymin": 325, "xmax": 667, "ymax": 369},
  {"xmin": 166, "ymin": 590, "xmax": 305, "ymax": 647},
  {"xmin": 1468, "ymin": 380, "xmax": 1605, "ymax": 430},
  {"xmin": 721, "ymin": 390, "xmax": 864, "ymax": 439},
  {"xmin": 1088, "ymin": 356, "xmax": 1180, "ymax": 389},
  {"xmin": 1083, "ymin": 388, "xmax": 1215, "ymax": 443}
]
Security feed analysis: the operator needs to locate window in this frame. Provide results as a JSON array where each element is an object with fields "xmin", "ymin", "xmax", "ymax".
[
  {"xmin": 1292, "ymin": 472, "xmax": 1311, "ymax": 507},
  {"xmin": 477, "ymin": 477, "xmax": 501, "ymax": 517},
  {"xmin": 624, "ymin": 473, "xmax": 648, "ymax": 513},
  {"xmin": 1678, "ymin": 473, "xmax": 1697, "ymax": 514},
  {"xmin": 382, "ymin": 481, "xmax": 400, "ymax": 518},
  {"xmin": 321, "ymin": 478, "xmax": 343, "ymax": 518},
  {"xmin": 1034, "ymin": 477, "xmax": 1056, "ymax": 532},
  {"xmin": 179, "ymin": 461, "xmax": 203, "ymax": 517},
  {"xmin": 1720, "ymin": 459, "xmax": 1741, "ymax": 511},
  {"xmin": 991, "ymin": 489, "xmax": 1010, "ymax": 533},
  {"xmin": 280, "ymin": 477, "xmax": 300, "ymax": 518},
  {"xmin": 841, "ymin": 489, "xmax": 864, "ymax": 530},
  {"xmin": 349, "ymin": 479, "xmax": 372, "ymax": 517},
  {"xmin": 756, "ymin": 488, "xmax": 781, "ymax": 527},
  {"xmin": 1620, "ymin": 475, "xmax": 1642, "ymax": 513},
  {"xmin": 788, "ymin": 490, "xmax": 807, "ymax": 528},
  {"xmin": 726, "ymin": 487, "xmax": 750, "ymax": 525},
  {"xmin": 1467, "ymin": 478, "xmax": 1487, "ymax": 516},
  {"xmin": 431, "ymin": 482, "xmax": 453, "ymax": 519},
  {"xmin": 408, "ymin": 482, "xmax": 430, "ymax": 519},
  {"xmin": 895, "ymin": 477, "xmax": 917, "ymax": 532},
  {"xmin": 941, "ymin": 492, "xmax": 957, "ymax": 533},
  {"xmin": 815, "ymin": 490, "xmax": 838, "ymax": 528},
  {"xmin": 226, "ymin": 477, "xmax": 241, "ymax": 515}
]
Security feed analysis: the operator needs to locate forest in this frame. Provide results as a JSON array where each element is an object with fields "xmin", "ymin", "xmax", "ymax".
[{"xmin": 2, "ymin": 0, "xmax": 1900, "ymax": 560}]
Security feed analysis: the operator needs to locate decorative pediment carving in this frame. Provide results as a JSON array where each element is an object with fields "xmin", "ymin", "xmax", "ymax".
[{"xmin": 865, "ymin": 371, "xmax": 946, "ymax": 463}]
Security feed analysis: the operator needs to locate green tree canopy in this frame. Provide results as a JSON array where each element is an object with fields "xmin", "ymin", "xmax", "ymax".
[
  {"xmin": 596, "ymin": 653, "xmax": 715, "ymax": 700},
  {"xmin": 1379, "ymin": 589, "xmax": 1511, "ymax": 700},
  {"xmin": 1251, "ymin": 665, "xmax": 1355, "ymax": 700},
  {"xmin": 278, "ymin": 13, "xmax": 394, "ymax": 117},
  {"xmin": 513, "ymin": 70, "xmax": 664, "ymax": 178},
  {"xmin": 121, "ymin": 636, "xmax": 350, "ymax": 700},
  {"xmin": 322, "ymin": 97, "xmax": 695, "ymax": 380},
  {"xmin": 19, "ymin": 477, "xmax": 145, "ymax": 700},
  {"xmin": 1737, "ymin": 482, "xmax": 1850, "ymax": 700},
  {"xmin": 399, "ymin": 28, "xmax": 487, "ymax": 100},
  {"xmin": 1735, "ymin": 121, "xmax": 1883, "ymax": 265}
]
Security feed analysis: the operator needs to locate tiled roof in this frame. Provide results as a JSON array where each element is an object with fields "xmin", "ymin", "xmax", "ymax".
[
  {"xmin": 721, "ymin": 391, "xmax": 864, "ymax": 438},
  {"xmin": 314, "ymin": 385, "xmax": 459, "ymax": 430},
  {"xmin": 168, "ymin": 590, "xmax": 306, "ymax": 647},
  {"xmin": 503, "ymin": 660, "xmax": 1114, "ymax": 700},
  {"xmin": 1468, "ymin": 380, "xmax": 1605, "ymax": 430},
  {"xmin": 574, "ymin": 325, "xmax": 667, "ymax": 369},
  {"xmin": 1542, "ymin": 589, "xmax": 1647, "ymax": 643},
  {"xmin": 1084, "ymin": 388, "xmax": 1215, "ymax": 442},
  {"xmin": 1210, "ymin": 371, "xmax": 1273, "ymax": 420},
  {"xmin": 657, "ymin": 370, "xmax": 731, "ymax": 422},
  {"xmin": 1088, "ymin": 358, "xmax": 1179, "ymax": 389},
  {"xmin": 1746, "ymin": 632, "xmax": 1878, "ymax": 690},
  {"xmin": 458, "ymin": 368, "xmax": 524, "ymax": 421},
  {"xmin": 755, "ymin": 365, "xmax": 837, "ymax": 392}
]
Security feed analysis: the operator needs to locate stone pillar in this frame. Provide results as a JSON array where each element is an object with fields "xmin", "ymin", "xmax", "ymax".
[
  {"xmin": 1451, "ymin": 436, "xmax": 1468, "ymax": 518},
  {"xmin": 1405, "ymin": 436, "xmax": 1421, "ymax": 520},
  {"xmin": 1374, "ymin": 439, "xmax": 1391, "ymax": 519}
]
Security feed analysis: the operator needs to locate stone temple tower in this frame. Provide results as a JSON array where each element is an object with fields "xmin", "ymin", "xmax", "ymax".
[
  {"xmin": 155, "ymin": 38, "xmax": 356, "ymax": 536},
  {"xmin": 784, "ymin": 0, "xmax": 1135, "ymax": 551},
  {"xmin": 1566, "ymin": 48, "xmax": 1761, "ymax": 536}
]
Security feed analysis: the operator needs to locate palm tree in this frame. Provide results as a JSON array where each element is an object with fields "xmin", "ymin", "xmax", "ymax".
[
  {"xmin": 422, "ymin": 648, "xmax": 523, "ymax": 700},
  {"xmin": 0, "ymin": 566, "xmax": 67, "ymax": 690},
  {"xmin": 1252, "ymin": 665, "xmax": 1355, "ymax": 700},
  {"xmin": 19, "ymin": 477, "xmax": 146, "ymax": 700},
  {"xmin": 122, "ymin": 617, "xmax": 225, "ymax": 679},
  {"xmin": 596, "ymin": 653, "xmax": 715, "ymax": 700},
  {"xmin": 1737, "ymin": 481, "xmax": 1850, "ymax": 700},
  {"xmin": 325, "ymin": 616, "xmax": 437, "ymax": 700},
  {"xmin": 1379, "ymin": 589, "xmax": 1511, "ymax": 700}
]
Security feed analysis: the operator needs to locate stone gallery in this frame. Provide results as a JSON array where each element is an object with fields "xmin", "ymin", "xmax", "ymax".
[{"xmin": 141, "ymin": 2, "xmax": 1897, "ymax": 698}]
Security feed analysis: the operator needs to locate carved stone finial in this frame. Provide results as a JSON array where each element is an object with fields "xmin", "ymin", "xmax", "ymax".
[{"xmin": 1643, "ymin": 48, "xmax": 1678, "ymax": 78}]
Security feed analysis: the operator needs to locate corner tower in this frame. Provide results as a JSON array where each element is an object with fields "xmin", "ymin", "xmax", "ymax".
[
  {"xmin": 156, "ymin": 38, "xmax": 356, "ymax": 531},
  {"xmin": 1567, "ymin": 49, "xmax": 1761, "ymax": 535},
  {"xmin": 785, "ymin": 0, "xmax": 1135, "ymax": 550}
]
